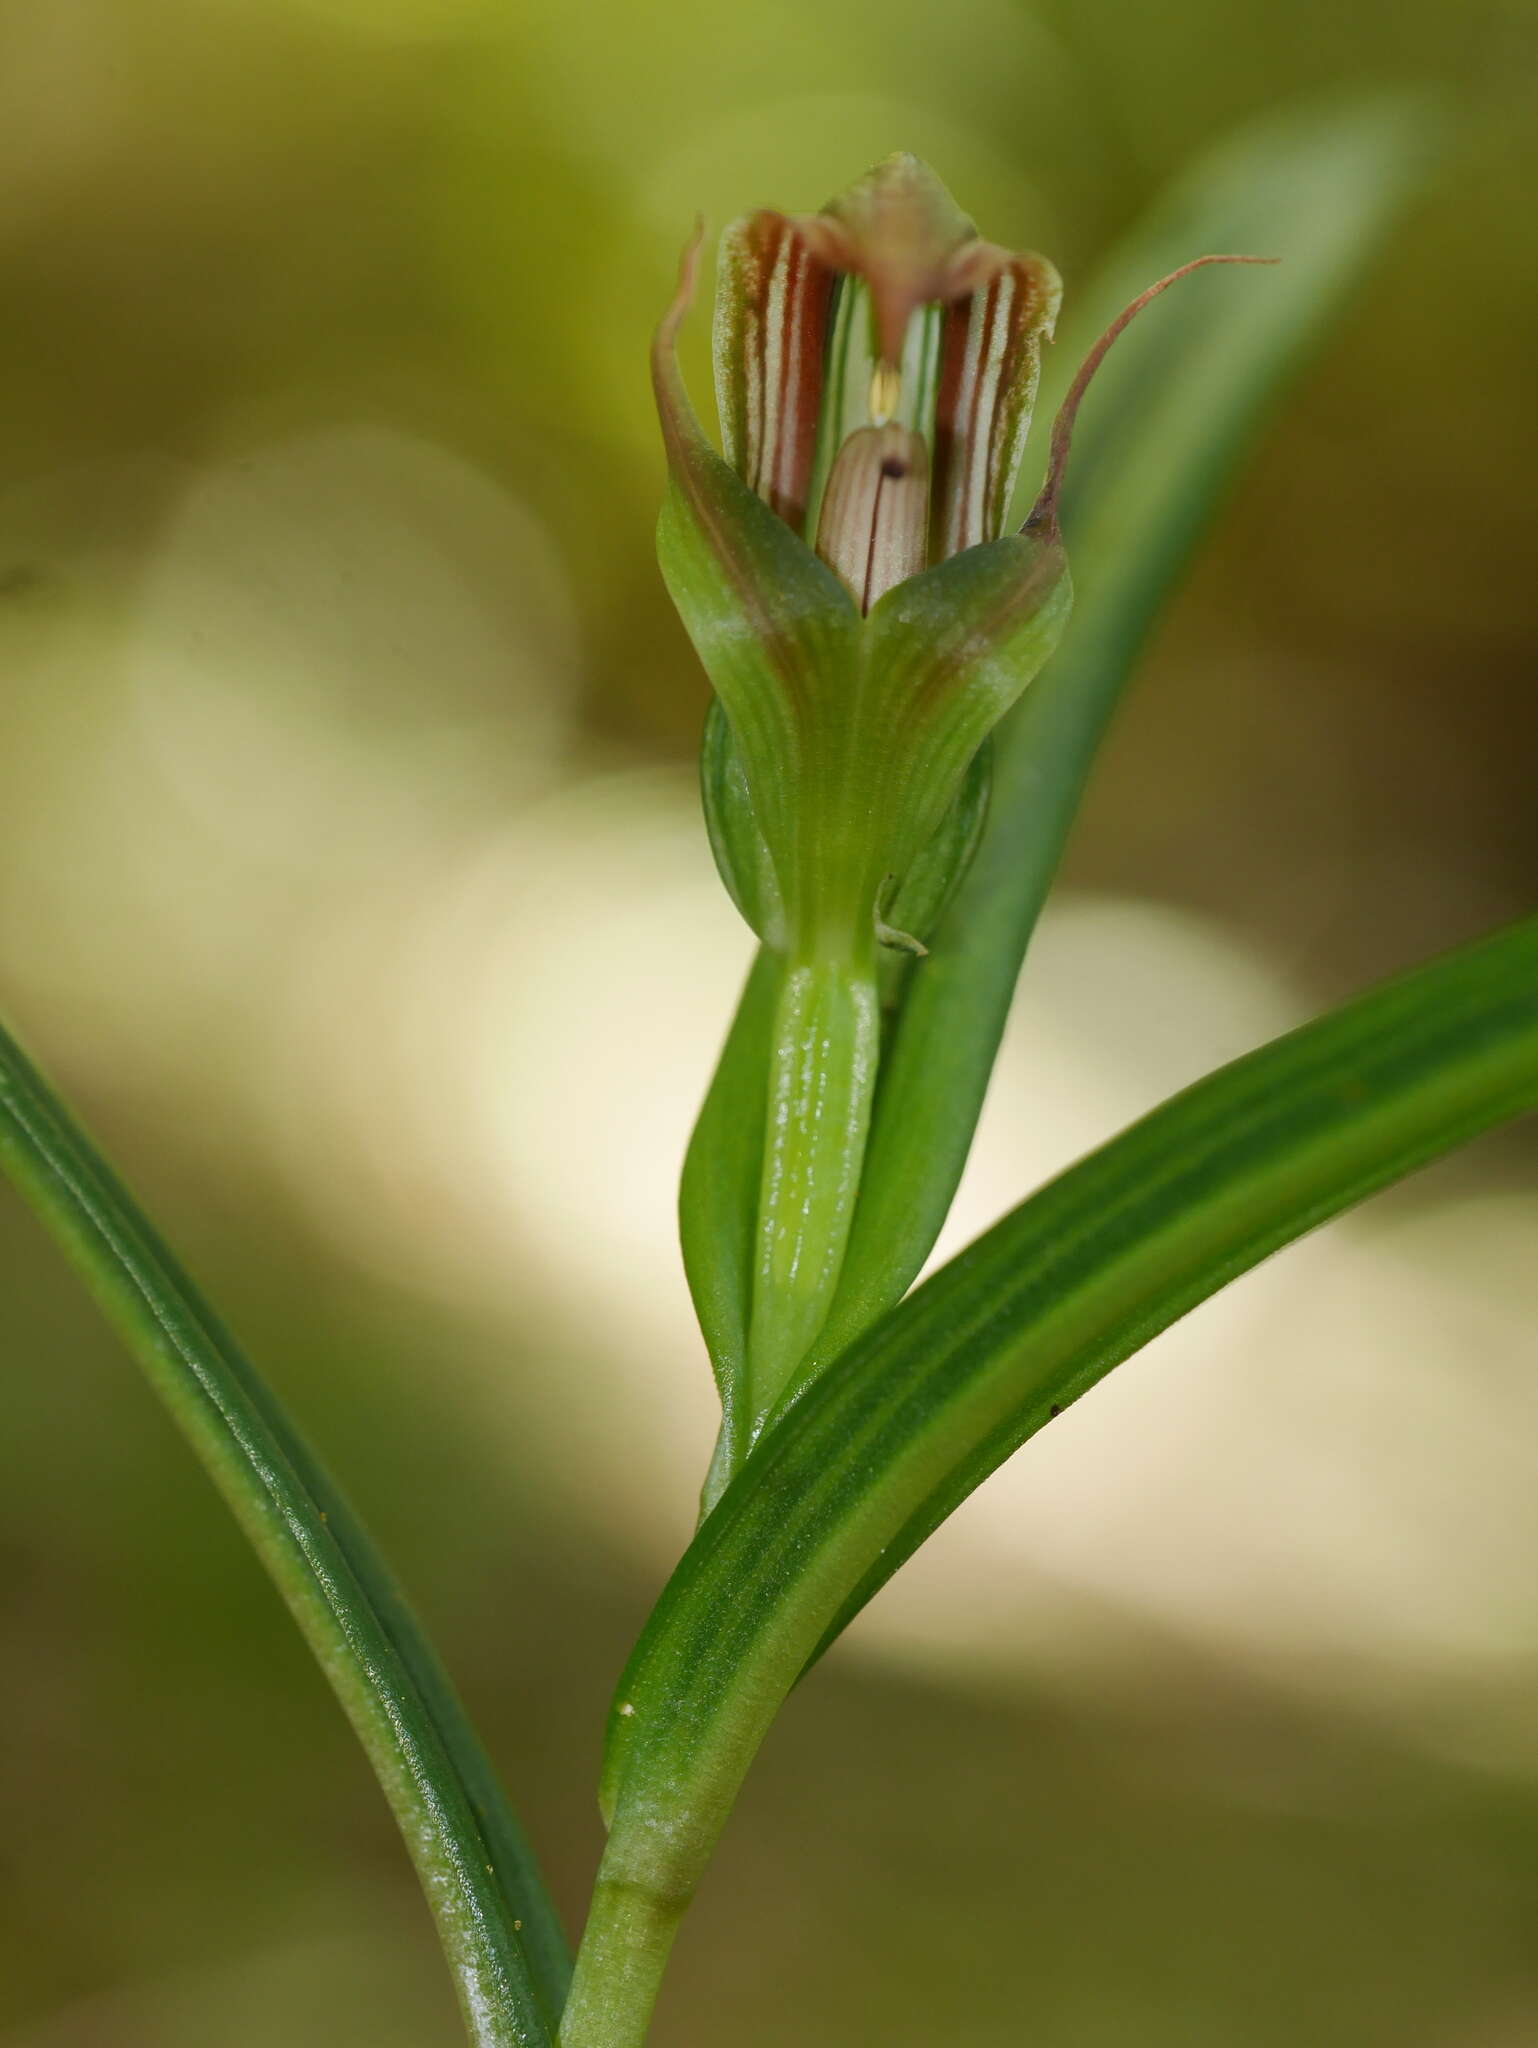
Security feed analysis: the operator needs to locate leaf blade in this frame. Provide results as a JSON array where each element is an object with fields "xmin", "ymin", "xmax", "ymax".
[
  {"xmin": 680, "ymin": 945, "xmax": 780, "ymax": 1497},
  {"xmin": 0, "ymin": 1015, "xmax": 567, "ymax": 2045},
  {"xmin": 601, "ymin": 917, "xmax": 1538, "ymax": 1904},
  {"xmin": 817, "ymin": 97, "xmax": 1432, "ymax": 1366}
]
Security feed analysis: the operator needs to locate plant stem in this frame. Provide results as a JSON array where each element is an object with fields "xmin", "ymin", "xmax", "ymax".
[
  {"xmin": 743, "ymin": 949, "xmax": 879, "ymax": 1436},
  {"xmin": 558, "ymin": 1872, "xmax": 685, "ymax": 2048}
]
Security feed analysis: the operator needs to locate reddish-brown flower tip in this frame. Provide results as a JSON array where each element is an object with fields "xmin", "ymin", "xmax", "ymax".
[{"xmin": 1027, "ymin": 253, "xmax": 1279, "ymax": 539}]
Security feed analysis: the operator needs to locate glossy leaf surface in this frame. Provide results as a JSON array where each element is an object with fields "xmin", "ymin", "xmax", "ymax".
[
  {"xmin": 0, "ymin": 1016, "xmax": 566, "ymax": 2047},
  {"xmin": 819, "ymin": 99, "xmax": 1431, "ymax": 1369},
  {"xmin": 603, "ymin": 917, "xmax": 1538, "ymax": 1916}
]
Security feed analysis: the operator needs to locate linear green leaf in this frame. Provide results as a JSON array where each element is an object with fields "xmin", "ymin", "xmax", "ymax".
[
  {"xmin": 600, "ymin": 917, "xmax": 1538, "ymax": 1927},
  {"xmin": 814, "ymin": 97, "xmax": 1431, "ymax": 1370},
  {"xmin": 0, "ymin": 1014, "xmax": 567, "ymax": 2046},
  {"xmin": 679, "ymin": 944, "xmax": 778, "ymax": 1504}
]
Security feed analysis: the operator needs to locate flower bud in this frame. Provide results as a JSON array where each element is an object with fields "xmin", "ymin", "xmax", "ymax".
[
  {"xmin": 714, "ymin": 154, "xmax": 1060, "ymax": 562},
  {"xmin": 651, "ymin": 161, "xmax": 1073, "ymax": 968}
]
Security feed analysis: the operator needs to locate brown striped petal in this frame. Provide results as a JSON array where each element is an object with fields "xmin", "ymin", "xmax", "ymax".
[
  {"xmin": 714, "ymin": 211, "xmax": 839, "ymax": 535},
  {"xmin": 931, "ymin": 249, "xmax": 1062, "ymax": 559}
]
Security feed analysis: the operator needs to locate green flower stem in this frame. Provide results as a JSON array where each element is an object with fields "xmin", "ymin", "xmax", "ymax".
[
  {"xmin": 557, "ymin": 1875, "xmax": 686, "ymax": 2048},
  {"xmin": 743, "ymin": 949, "xmax": 880, "ymax": 1440},
  {"xmin": 0, "ymin": 1015, "xmax": 562, "ymax": 2047}
]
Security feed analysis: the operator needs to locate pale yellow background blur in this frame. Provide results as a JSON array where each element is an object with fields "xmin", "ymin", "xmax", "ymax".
[{"xmin": 1, "ymin": 2, "xmax": 1536, "ymax": 2043}]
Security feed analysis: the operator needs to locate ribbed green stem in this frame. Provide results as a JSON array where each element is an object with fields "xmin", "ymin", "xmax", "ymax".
[
  {"xmin": 742, "ymin": 949, "xmax": 880, "ymax": 1448},
  {"xmin": 558, "ymin": 1873, "xmax": 685, "ymax": 2048}
]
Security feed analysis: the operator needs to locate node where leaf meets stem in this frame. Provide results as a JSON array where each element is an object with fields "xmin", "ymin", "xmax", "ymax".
[{"xmin": 557, "ymin": 1878, "xmax": 685, "ymax": 2048}]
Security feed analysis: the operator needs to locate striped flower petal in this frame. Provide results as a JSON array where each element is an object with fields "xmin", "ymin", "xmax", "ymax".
[
  {"xmin": 713, "ymin": 212, "xmax": 839, "ymax": 535},
  {"xmin": 931, "ymin": 250, "xmax": 1062, "ymax": 558},
  {"xmin": 715, "ymin": 158, "xmax": 1060, "ymax": 572}
]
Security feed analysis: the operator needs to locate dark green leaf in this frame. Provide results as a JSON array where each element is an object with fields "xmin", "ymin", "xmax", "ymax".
[
  {"xmin": 680, "ymin": 945, "xmax": 780, "ymax": 1506},
  {"xmin": 813, "ymin": 97, "xmax": 1431, "ymax": 1375},
  {"xmin": 601, "ymin": 917, "xmax": 1538, "ymax": 1921},
  {"xmin": 0, "ymin": 1015, "xmax": 566, "ymax": 2046}
]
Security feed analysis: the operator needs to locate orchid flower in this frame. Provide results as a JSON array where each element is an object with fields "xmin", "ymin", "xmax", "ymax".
[{"xmin": 654, "ymin": 154, "xmax": 1262, "ymax": 1474}]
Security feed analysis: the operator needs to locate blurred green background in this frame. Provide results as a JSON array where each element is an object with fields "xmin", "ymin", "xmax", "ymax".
[{"xmin": 1, "ymin": 1, "xmax": 1536, "ymax": 2042}]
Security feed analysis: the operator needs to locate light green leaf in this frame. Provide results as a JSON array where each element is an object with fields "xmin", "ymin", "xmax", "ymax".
[
  {"xmin": 600, "ymin": 915, "xmax": 1538, "ymax": 1926},
  {"xmin": 699, "ymin": 699, "xmax": 786, "ymax": 948},
  {"xmin": 0, "ymin": 1016, "xmax": 566, "ymax": 2047},
  {"xmin": 680, "ymin": 944, "xmax": 780, "ymax": 1503},
  {"xmin": 806, "ymin": 96, "xmax": 1432, "ymax": 1377}
]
